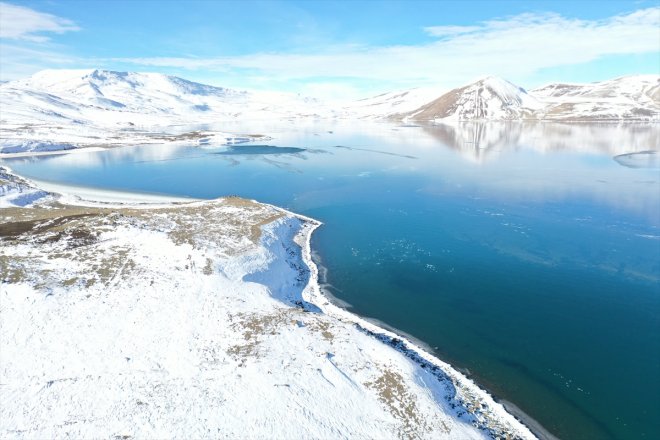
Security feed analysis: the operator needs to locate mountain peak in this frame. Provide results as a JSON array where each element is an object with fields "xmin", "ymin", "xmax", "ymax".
[
  {"xmin": 475, "ymin": 75, "xmax": 508, "ymax": 84},
  {"xmin": 403, "ymin": 76, "xmax": 541, "ymax": 121}
]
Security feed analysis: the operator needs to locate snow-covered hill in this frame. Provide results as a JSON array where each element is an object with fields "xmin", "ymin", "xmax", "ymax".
[
  {"xmin": 0, "ymin": 69, "xmax": 333, "ymax": 128},
  {"xmin": 343, "ymin": 87, "xmax": 445, "ymax": 119},
  {"xmin": 531, "ymin": 75, "xmax": 660, "ymax": 121},
  {"xmin": 395, "ymin": 75, "xmax": 660, "ymax": 122},
  {"xmin": 400, "ymin": 77, "xmax": 543, "ymax": 121}
]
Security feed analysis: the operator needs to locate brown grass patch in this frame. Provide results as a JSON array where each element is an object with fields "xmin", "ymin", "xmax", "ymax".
[{"xmin": 365, "ymin": 369, "xmax": 431, "ymax": 439}]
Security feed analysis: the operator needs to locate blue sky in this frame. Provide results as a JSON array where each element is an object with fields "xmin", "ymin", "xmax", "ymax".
[{"xmin": 1, "ymin": 0, "xmax": 658, "ymax": 99}]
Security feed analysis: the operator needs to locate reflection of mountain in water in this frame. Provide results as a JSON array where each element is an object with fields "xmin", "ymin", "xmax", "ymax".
[
  {"xmin": 421, "ymin": 122, "xmax": 660, "ymax": 162},
  {"xmin": 613, "ymin": 151, "xmax": 660, "ymax": 169},
  {"xmin": 215, "ymin": 145, "xmax": 306, "ymax": 155}
]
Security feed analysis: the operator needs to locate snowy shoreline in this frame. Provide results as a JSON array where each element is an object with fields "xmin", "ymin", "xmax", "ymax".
[
  {"xmin": 1, "ymin": 169, "xmax": 538, "ymax": 439},
  {"xmin": 291, "ymin": 213, "xmax": 550, "ymax": 440},
  {"xmin": 28, "ymin": 178, "xmax": 198, "ymax": 205},
  {"xmin": 0, "ymin": 146, "xmax": 108, "ymax": 159}
]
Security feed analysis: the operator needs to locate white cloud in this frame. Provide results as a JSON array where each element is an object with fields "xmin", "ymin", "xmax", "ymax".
[
  {"xmin": 115, "ymin": 7, "xmax": 660, "ymax": 92},
  {"xmin": 423, "ymin": 25, "xmax": 480, "ymax": 37},
  {"xmin": 0, "ymin": 2, "xmax": 79, "ymax": 42},
  {"xmin": 0, "ymin": 43, "xmax": 80, "ymax": 81}
]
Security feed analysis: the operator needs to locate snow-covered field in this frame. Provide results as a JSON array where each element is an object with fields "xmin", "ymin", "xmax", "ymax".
[{"xmin": 0, "ymin": 167, "xmax": 537, "ymax": 439}]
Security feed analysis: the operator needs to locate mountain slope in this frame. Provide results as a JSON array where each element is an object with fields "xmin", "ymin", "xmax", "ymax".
[
  {"xmin": 404, "ymin": 77, "xmax": 543, "ymax": 121},
  {"xmin": 399, "ymin": 75, "xmax": 659, "ymax": 122},
  {"xmin": 532, "ymin": 75, "xmax": 659, "ymax": 101},
  {"xmin": 0, "ymin": 69, "xmax": 332, "ymax": 128},
  {"xmin": 531, "ymin": 75, "xmax": 660, "ymax": 120},
  {"xmin": 343, "ymin": 87, "xmax": 445, "ymax": 119}
]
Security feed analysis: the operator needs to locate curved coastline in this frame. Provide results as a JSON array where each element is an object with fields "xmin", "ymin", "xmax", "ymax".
[
  {"xmin": 28, "ymin": 177, "xmax": 198, "ymax": 206},
  {"xmin": 2, "ymin": 168, "xmax": 539, "ymax": 439},
  {"xmin": 288, "ymin": 212, "xmax": 543, "ymax": 439},
  {"xmin": 306, "ymin": 241, "xmax": 558, "ymax": 440}
]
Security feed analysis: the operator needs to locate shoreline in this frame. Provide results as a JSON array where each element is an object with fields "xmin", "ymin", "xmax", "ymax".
[
  {"xmin": 292, "ymin": 215, "xmax": 541, "ymax": 439},
  {"xmin": 0, "ymin": 146, "xmax": 108, "ymax": 159},
  {"xmin": 305, "ymin": 255, "xmax": 558, "ymax": 440},
  {"xmin": 27, "ymin": 177, "xmax": 198, "ymax": 206},
  {"xmin": 2, "ymin": 171, "xmax": 539, "ymax": 439}
]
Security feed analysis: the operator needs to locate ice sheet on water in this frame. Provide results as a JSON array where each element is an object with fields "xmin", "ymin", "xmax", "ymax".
[
  {"xmin": 613, "ymin": 150, "xmax": 660, "ymax": 169},
  {"xmin": 215, "ymin": 145, "xmax": 306, "ymax": 155}
]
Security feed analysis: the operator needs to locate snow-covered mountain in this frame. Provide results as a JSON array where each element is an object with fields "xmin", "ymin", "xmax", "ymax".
[
  {"xmin": 1, "ymin": 70, "xmax": 658, "ymax": 133},
  {"xmin": 342, "ymin": 87, "xmax": 445, "ymax": 119},
  {"xmin": 394, "ymin": 75, "xmax": 660, "ymax": 122},
  {"xmin": 0, "ymin": 69, "xmax": 334, "ymax": 128},
  {"xmin": 399, "ymin": 76, "xmax": 543, "ymax": 121},
  {"xmin": 531, "ymin": 75, "xmax": 660, "ymax": 120}
]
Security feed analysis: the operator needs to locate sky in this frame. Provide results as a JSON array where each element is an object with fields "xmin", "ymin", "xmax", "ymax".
[{"xmin": 0, "ymin": 0, "xmax": 658, "ymax": 100}]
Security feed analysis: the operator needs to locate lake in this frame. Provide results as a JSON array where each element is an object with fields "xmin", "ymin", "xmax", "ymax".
[{"xmin": 3, "ymin": 121, "xmax": 659, "ymax": 439}]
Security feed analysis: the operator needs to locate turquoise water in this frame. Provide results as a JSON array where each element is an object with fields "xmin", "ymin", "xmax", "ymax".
[{"xmin": 3, "ymin": 122, "xmax": 659, "ymax": 439}]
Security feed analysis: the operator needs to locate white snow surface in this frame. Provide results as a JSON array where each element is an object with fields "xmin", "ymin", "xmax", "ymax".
[
  {"xmin": 343, "ymin": 87, "xmax": 446, "ymax": 119},
  {"xmin": 0, "ymin": 69, "xmax": 314, "ymax": 153},
  {"xmin": 0, "ymin": 69, "xmax": 335, "ymax": 129},
  {"xmin": 0, "ymin": 169, "xmax": 537, "ymax": 439},
  {"xmin": 0, "ymin": 169, "xmax": 53, "ymax": 208},
  {"xmin": 530, "ymin": 75, "xmax": 660, "ymax": 121}
]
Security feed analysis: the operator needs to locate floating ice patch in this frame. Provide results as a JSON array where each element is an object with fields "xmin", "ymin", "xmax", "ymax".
[
  {"xmin": 216, "ymin": 145, "xmax": 306, "ymax": 155},
  {"xmin": 613, "ymin": 150, "xmax": 660, "ymax": 169}
]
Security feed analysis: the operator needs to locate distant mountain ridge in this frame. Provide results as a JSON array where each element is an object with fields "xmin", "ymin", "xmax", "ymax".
[
  {"xmin": 396, "ymin": 75, "xmax": 659, "ymax": 122},
  {"xmin": 528, "ymin": 75, "xmax": 660, "ymax": 121},
  {"xmin": 342, "ymin": 87, "xmax": 444, "ymax": 119},
  {"xmin": 1, "ymin": 69, "xmax": 658, "ymax": 126},
  {"xmin": 0, "ymin": 69, "xmax": 332, "ymax": 128}
]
